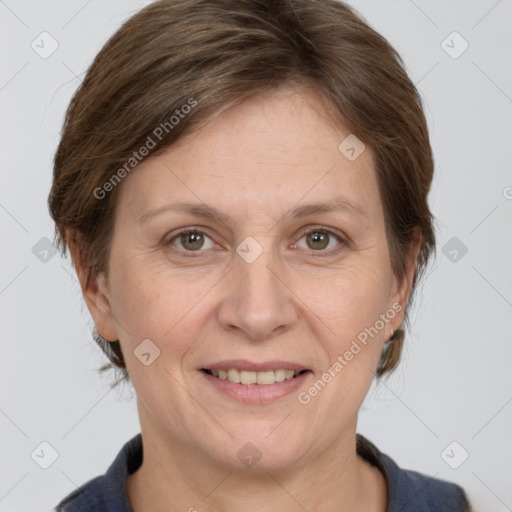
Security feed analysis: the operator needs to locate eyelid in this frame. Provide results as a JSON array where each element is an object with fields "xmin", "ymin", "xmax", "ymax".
[
  {"xmin": 165, "ymin": 225, "xmax": 348, "ymax": 256},
  {"xmin": 165, "ymin": 227, "xmax": 220, "ymax": 253},
  {"xmin": 291, "ymin": 226, "xmax": 348, "ymax": 254}
]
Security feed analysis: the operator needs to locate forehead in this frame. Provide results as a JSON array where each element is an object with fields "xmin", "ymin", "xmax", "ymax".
[{"xmin": 117, "ymin": 86, "xmax": 380, "ymax": 224}]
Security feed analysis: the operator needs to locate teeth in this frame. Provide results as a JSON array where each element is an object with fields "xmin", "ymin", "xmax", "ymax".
[
  {"xmin": 274, "ymin": 369, "xmax": 286, "ymax": 382},
  {"xmin": 285, "ymin": 370, "xmax": 294, "ymax": 380},
  {"xmin": 227, "ymin": 369, "xmax": 241, "ymax": 383},
  {"xmin": 240, "ymin": 370, "xmax": 257, "ymax": 385},
  {"xmin": 210, "ymin": 368, "xmax": 301, "ymax": 385},
  {"xmin": 256, "ymin": 371, "xmax": 275, "ymax": 385}
]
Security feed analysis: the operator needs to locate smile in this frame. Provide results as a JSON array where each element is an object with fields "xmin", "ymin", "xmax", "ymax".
[
  {"xmin": 202, "ymin": 368, "xmax": 307, "ymax": 385},
  {"xmin": 200, "ymin": 361, "xmax": 312, "ymax": 403}
]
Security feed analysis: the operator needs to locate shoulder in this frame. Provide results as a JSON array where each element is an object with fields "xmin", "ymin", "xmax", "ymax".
[
  {"xmin": 54, "ymin": 476, "xmax": 104, "ymax": 511},
  {"xmin": 356, "ymin": 434, "xmax": 472, "ymax": 512},
  {"xmin": 53, "ymin": 433, "xmax": 143, "ymax": 512}
]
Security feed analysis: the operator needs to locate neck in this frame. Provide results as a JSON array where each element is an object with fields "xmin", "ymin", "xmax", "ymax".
[{"xmin": 127, "ymin": 419, "xmax": 387, "ymax": 512}]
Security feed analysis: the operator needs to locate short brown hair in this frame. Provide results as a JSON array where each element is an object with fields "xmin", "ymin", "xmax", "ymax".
[{"xmin": 49, "ymin": 0, "xmax": 436, "ymax": 386}]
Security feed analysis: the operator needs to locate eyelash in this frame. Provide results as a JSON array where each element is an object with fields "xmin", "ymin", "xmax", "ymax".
[{"xmin": 165, "ymin": 226, "xmax": 347, "ymax": 258}]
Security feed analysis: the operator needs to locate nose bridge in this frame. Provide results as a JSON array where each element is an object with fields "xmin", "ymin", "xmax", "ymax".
[{"xmin": 217, "ymin": 240, "xmax": 297, "ymax": 340}]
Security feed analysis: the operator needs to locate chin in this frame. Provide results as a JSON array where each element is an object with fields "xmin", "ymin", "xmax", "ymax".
[{"xmin": 203, "ymin": 423, "xmax": 314, "ymax": 471}]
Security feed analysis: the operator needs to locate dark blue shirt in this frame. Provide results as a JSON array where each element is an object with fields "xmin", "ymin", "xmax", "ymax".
[{"xmin": 55, "ymin": 433, "xmax": 471, "ymax": 511}]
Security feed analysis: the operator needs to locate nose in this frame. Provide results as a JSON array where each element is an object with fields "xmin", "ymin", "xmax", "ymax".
[{"xmin": 216, "ymin": 246, "xmax": 298, "ymax": 341}]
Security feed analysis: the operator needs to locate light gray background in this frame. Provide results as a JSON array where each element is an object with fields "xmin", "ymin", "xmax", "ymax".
[{"xmin": 1, "ymin": 1, "xmax": 511, "ymax": 511}]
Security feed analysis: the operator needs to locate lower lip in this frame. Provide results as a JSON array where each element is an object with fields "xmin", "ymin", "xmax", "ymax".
[{"xmin": 200, "ymin": 370, "xmax": 312, "ymax": 404}]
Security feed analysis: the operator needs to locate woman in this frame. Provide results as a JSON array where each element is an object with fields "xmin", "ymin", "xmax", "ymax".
[{"xmin": 50, "ymin": 0, "xmax": 471, "ymax": 510}]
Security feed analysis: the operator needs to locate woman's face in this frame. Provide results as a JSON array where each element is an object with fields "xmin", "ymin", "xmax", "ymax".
[{"xmin": 85, "ymin": 86, "xmax": 414, "ymax": 469}]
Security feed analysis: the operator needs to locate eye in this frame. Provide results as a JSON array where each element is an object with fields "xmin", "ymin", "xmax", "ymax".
[
  {"xmin": 294, "ymin": 228, "xmax": 345, "ymax": 253},
  {"xmin": 168, "ymin": 230, "xmax": 216, "ymax": 252}
]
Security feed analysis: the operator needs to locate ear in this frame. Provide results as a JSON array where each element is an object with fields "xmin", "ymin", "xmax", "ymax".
[
  {"xmin": 67, "ymin": 230, "xmax": 118, "ymax": 342},
  {"xmin": 389, "ymin": 228, "xmax": 422, "ymax": 329}
]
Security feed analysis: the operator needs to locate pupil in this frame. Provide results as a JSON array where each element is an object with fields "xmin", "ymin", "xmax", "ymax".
[
  {"xmin": 307, "ymin": 231, "xmax": 329, "ymax": 250},
  {"xmin": 182, "ymin": 232, "xmax": 204, "ymax": 250}
]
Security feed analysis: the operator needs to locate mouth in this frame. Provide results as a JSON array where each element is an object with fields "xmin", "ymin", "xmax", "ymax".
[
  {"xmin": 199, "ymin": 360, "xmax": 312, "ymax": 403},
  {"xmin": 201, "ymin": 368, "xmax": 309, "ymax": 385}
]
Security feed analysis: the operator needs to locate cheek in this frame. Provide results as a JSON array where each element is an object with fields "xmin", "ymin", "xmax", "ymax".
[
  {"xmin": 299, "ymin": 273, "xmax": 390, "ymax": 401},
  {"xmin": 107, "ymin": 233, "xmax": 393, "ymax": 371},
  {"xmin": 107, "ymin": 255, "xmax": 221, "ymax": 357},
  {"xmin": 296, "ymin": 263, "xmax": 391, "ymax": 339},
  {"xmin": 291, "ymin": 266, "xmax": 392, "ymax": 411}
]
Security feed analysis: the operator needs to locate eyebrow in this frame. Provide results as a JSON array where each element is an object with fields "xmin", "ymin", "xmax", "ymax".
[{"xmin": 137, "ymin": 198, "xmax": 366, "ymax": 224}]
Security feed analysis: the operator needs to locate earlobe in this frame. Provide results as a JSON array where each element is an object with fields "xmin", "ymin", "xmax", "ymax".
[
  {"xmin": 84, "ymin": 272, "xmax": 119, "ymax": 342},
  {"xmin": 67, "ymin": 230, "xmax": 118, "ymax": 342}
]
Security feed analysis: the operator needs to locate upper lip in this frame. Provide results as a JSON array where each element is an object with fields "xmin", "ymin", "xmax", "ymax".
[{"xmin": 202, "ymin": 359, "xmax": 310, "ymax": 372}]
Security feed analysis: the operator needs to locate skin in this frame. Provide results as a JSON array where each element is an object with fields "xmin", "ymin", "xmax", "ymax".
[{"xmin": 70, "ymin": 85, "xmax": 420, "ymax": 511}]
